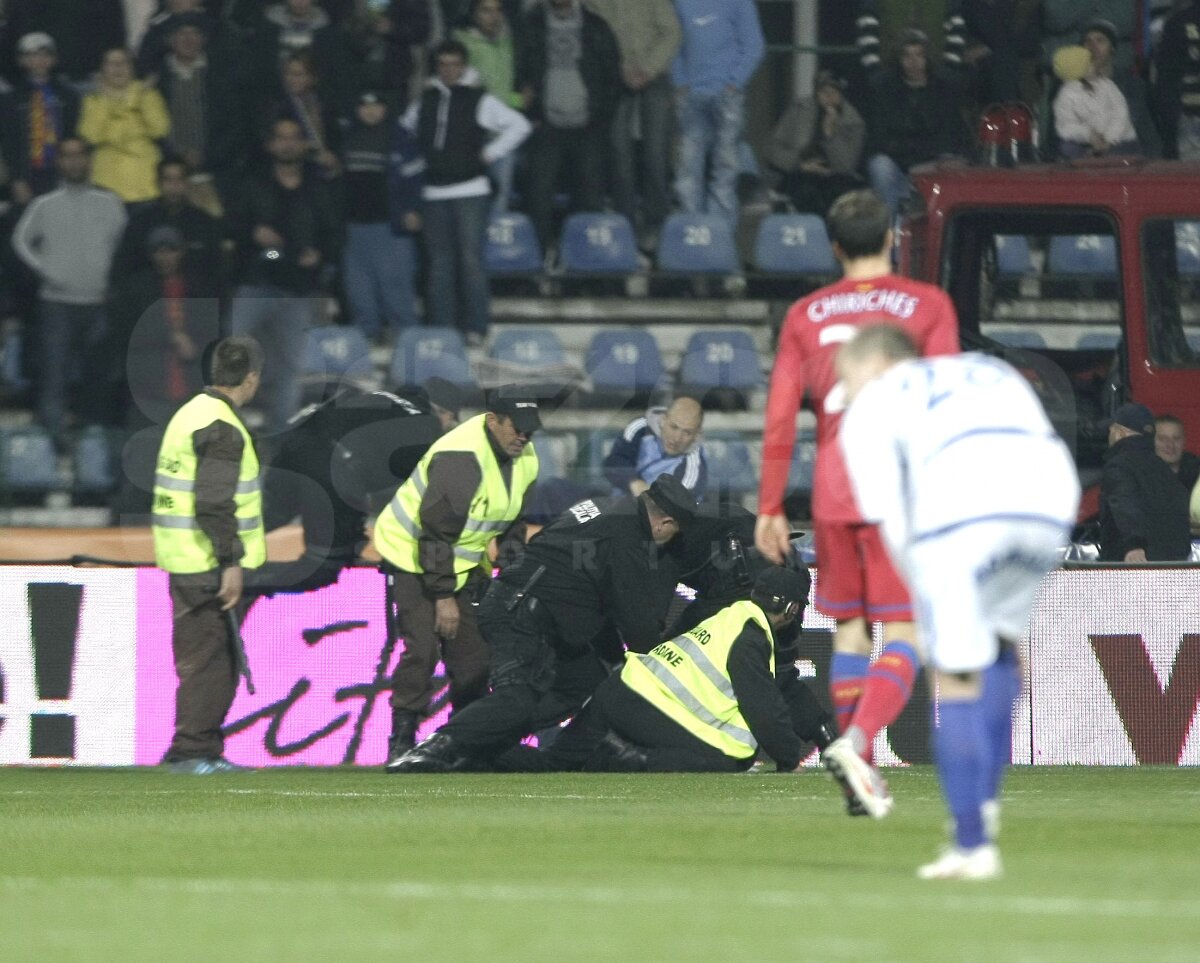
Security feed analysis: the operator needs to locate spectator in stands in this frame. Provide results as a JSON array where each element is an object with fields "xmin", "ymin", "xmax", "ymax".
[
  {"xmin": 404, "ymin": 39, "xmax": 530, "ymax": 345},
  {"xmin": 516, "ymin": 0, "xmax": 621, "ymax": 256},
  {"xmin": 0, "ymin": 33, "xmax": 81, "ymax": 207},
  {"xmin": 958, "ymin": 0, "xmax": 1043, "ymax": 107},
  {"xmin": 136, "ymin": 0, "xmax": 241, "ymax": 79},
  {"xmin": 254, "ymin": 0, "xmax": 348, "ymax": 107},
  {"xmin": 3, "ymin": 0, "xmax": 127, "ymax": 84},
  {"xmin": 1081, "ymin": 19, "xmax": 1160, "ymax": 157},
  {"xmin": 79, "ymin": 48, "xmax": 173, "ymax": 205},
  {"xmin": 341, "ymin": 90, "xmax": 421, "ymax": 344},
  {"xmin": 855, "ymin": 0, "xmax": 966, "ymax": 77},
  {"xmin": 455, "ymin": 0, "xmax": 523, "ymax": 211},
  {"xmin": 113, "ymin": 158, "xmax": 225, "ymax": 285},
  {"xmin": 1098, "ymin": 402, "xmax": 1191, "ymax": 562},
  {"xmin": 865, "ymin": 28, "xmax": 971, "ymax": 216},
  {"xmin": 1051, "ymin": 44, "xmax": 1139, "ymax": 159},
  {"xmin": 260, "ymin": 50, "xmax": 343, "ymax": 177},
  {"xmin": 763, "ymin": 70, "xmax": 865, "ymax": 217},
  {"xmin": 1154, "ymin": 414, "xmax": 1200, "ymax": 493},
  {"xmin": 155, "ymin": 13, "xmax": 251, "ymax": 202},
  {"xmin": 1154, "ymin": 0, "xmax": 1200, "ymax": 159},
  {"xmin": 230, "ymin": 117, "xmax": 342, "ymax": 432},
  {"xmin": 344, "ymin": 0, "xmax": 432, "ymax": 109},
  {"xmin": 11, "ymin": 138, "xmax": 127, "ymax": 444},
  {"xmin": 588, "ymin": 0, "xmax": 681, "ymax": 252},
  {"xmin": 424, "ymin": 375, "xmax": 463, "ymax": 431},
  {"xmin": 603, "ymin": 395, "xmax": 707, "ymax": 499},
  {"xmin": 670, "ymin": 0, "xmax": 764, "ymax": 219},
  {"xmin": 1042, "ymin": 0, "xmax": 1136, "ymax": 75},
  {"xmin": 109, "ymin": 225, "xmax": 219, "ymax": 427}
]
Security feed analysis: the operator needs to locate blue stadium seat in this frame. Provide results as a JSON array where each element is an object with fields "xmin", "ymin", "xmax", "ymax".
[
  {"xmin": 1187, "ymin": 332, "xmax": 1200, "ymax": 353},
  {"xmin": 1176, "ymin": 221, "xmax": 1200, "ymax": 276},
  {"xmin": 678, "ymin": 330, "xmax": 763, "ymax": 394},
  {"xmin": 484, "ymin": 212, "xmax": 542, "ymax": 275},
  {"xmin": 657, "ymin": 214, "xmax": 740, "ymax": 274},
  {"xmin": 390, "ymin": 327, "xmax": 472, "ymax": 389},
  {"xmin": 560, "ymin": 213, "xmax": 640, "ymax": 274},
  {"xmin": 532, "ymin": 433, "xmax": 578, "ymax": 481},
  {"xmin": 1047, "ymin": 235, "xmax": 1117, "ymax": 277},
  {"xmin": 753, "ymin": 214, "xmax": 838, "ymax": 275},
  {"xmin": 995, "ymin": 235, "xmax": 1034, "ymax": 277},
  {"xmin": 703, "ymin": 432, "xmax": 757, "ymax": 497},
  {"xmin": 581, "ymin": 428, "xmax": 621, "ymax": 484},
  {"xmin": 992, "ymin": 330, "xmax": 1047, "ymax": 349},
  {"xmin": 0, "ymin": 426, "xmax": 60, "ymax": 492},
  {"xmin": 789, "ymin": 429, "xmax": 817, "ymax": 494},
  {"xmin": 73, "ymin": 426, "xmax": 115, "ymax": 493},
  {"xmin": 1076, "ymin": 331, "xmax": 1120, "ymax": 351},
  {"xmin": 585, "ymin": 329, "xmax": 666, "ymax": 398},
  {"xmin": 489, "ymin": 328, "xmax": 567, "ymax": 366},
  {"xmin": 302, "ymin": 326, "xmax": 374, "ymax": 381}
]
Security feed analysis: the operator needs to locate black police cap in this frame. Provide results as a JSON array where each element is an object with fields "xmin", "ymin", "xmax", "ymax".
[
  {"xmin": 753, "ymin": 566, "xmax": 808, "ymax": 608},
  {"xmin": 646, "ymin": 475, "xmax": 697, "ymax": 526}
]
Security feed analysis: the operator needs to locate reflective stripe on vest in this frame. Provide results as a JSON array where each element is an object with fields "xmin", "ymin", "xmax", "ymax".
[
  {"xmin": 373, "ymin": 414, "xmax": 539, "ymax": 590},
  {"xmin": 152, "ymin": 392, "xmax": 266, "ymax": 574},
  {"xmin": 621, "ymin": 600, "xmax": 775, "ymax": 759}
]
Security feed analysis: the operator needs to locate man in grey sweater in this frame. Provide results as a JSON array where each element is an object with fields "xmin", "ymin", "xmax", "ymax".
[{"xmin": 12, "ymin": 137, "xmax": 127, "ymax": 441}]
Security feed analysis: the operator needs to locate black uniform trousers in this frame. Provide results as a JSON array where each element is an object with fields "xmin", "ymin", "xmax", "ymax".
[
  {"xmin": 438, "ymin": 580, "xmax": 607, "ymax": 762},
  {"xmin": 498, "ymin": 672, "xmax": 753, "ymax": 773}
]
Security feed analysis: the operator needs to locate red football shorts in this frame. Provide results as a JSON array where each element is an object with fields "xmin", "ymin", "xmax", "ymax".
[{"xmin": 813, "ymin": 520, "xmax": 913, "ymax": 622}]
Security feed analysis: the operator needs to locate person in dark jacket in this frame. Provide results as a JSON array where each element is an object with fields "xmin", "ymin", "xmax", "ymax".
[
  {"xmin": 136, "ymin": 0, "xmax": 243, "ymax": 80},
  {"xmin": 865, "ymin": 28, "xmax": 971, "ymax": 215},
  {"xmin": 341, "ymin": 89, "xmax": 421, "ymax": 343},
  {"xmin": 3, "ymin": 0, "xmax": 126, "ymax": 84},
  {"xmin": 1154, "ymin": 414, "xmax": 1200, "ymax": 494},
  {"xmin": 500, "ymin": 566, "xmax": 836, "ymax": 773},
  {"xmin": 603, "ymin": 397, "xmax": 707, "ymax": 500},
  {"xmin": 1098, "ymin": 402, "xmax": 1191, "ymax": 562},
  {"xmin": 401, "ymin": 40, "xmax": 530, "ymax": 344},
  {"xmin": 0, "ymin": 33, "xmax": 81, "ymax": 205},
  {"xmin": 229, "ymin": 116, "xmax": 343, "ymax": 433},
  {"xmin": 515, "ymin": 0, "xmax": 621, "ymax": 253},
  {"xmin": 390, "ymin": 475, "xmax": 696, "ymax": 772},
  {"xmin": 1154, "ymin": 0, "xmax": 1200, "ymax": 159}
]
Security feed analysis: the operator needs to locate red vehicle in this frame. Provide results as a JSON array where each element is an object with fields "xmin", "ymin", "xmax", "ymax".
[{"xmin": 902, "ymin": 158, "xmax": 1200, "ymax": 514}]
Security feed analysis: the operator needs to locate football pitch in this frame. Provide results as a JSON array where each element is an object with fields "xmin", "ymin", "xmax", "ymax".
[{"xmin": 2, "ymin": 767, "xmax": 1197, "ymax": 962}]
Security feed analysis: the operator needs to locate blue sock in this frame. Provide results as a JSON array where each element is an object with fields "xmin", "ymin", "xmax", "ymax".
[
  {"xmin": 980, "ymin": 650, "xmax": 1021, "ymax": 802},
  {"xmin": 829, "ymin": 653, "xmax": 871, "ymax": 735},
  {"xmin": 933, "ymin": 699, "xmax": 989, "ymax": 849}
]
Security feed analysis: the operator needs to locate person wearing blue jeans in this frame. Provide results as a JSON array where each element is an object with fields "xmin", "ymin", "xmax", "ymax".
[
  {"xmin": 229, "ymin": 287, "xmax": 317, "ymax": 433},
  {"xmin": 404, "ymin": 40, "xmax": 529, "ymax": 344},
  {"xmin": 341, "ymin": 91, "xmax": 422, "ymax": 343},
  {"xmin": 670, "ymin": 0, "xmax": 764, "ymax": 217}
]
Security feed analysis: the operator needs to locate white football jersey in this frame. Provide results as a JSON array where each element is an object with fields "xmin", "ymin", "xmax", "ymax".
[{"xmin": 839, "ymin": 353, "xmax": 1081, "ymax": 566}]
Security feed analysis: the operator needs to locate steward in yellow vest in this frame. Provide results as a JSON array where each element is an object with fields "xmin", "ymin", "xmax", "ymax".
[
  {"xmin": 377, "ymin": 388, "xmax": 541, "ymax": 766},
  {"xmin": 152, "ymin": 336, "xmax": 264, "ymax": 773},
  {"xmin": 528, "ymin": 566, "xmax": 833, "ymax": 773}
]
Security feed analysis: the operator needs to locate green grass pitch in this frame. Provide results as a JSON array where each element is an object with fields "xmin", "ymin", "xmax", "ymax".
[{"xmin": 2, "ymin": 766, "xmax": 1197, "ymax": 962}]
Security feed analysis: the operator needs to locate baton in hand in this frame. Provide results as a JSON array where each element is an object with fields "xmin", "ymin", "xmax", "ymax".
[{"xmin": 226, "ymin": 609, "xmax": 256, "ymax": 695}]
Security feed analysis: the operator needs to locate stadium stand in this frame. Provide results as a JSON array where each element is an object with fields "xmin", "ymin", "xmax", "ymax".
[
  {"xmin": 703, "ymin": 431, "xmax": 758, "ymax": 499},
  {"xmin": 678, "ymin": 330, "xmax": 763, "ymax": 409},
  {"xmin": 1047, "ymin": 235, "xmax": 1118, "ymax": 277},
  {"xmin": 1076, "ymin": 331, "xmax": 1121, "ymax": 351},
  {"xmin": 489, "ymin": 328, "xmax": 568, "ymax": 367},
  {"xmin": 72, "ymin": 426, "xmax": 116, "ymax": 495},
  {"xmin": 995, "ymin": 235, "xmax": 1035, "ymax": 277},
  {"xmin": 390, "ymin": 328, "xmax": 473, "ymax": 391},
  {"xmin": 559, "ymin": 213, "xmax": 640, "ymax": 275},
  {"xmin": 991, "ymin": 330, "xmax": 1048, "ymax": 349},
  {"xmin": 484, "ymin": 212, "xmax": 543, "ymax": 276},
  {"xmin": 0, "ymin": 426, "xmax": 61, "ymax": 496},
  {"xmin": 302, "ymin": 326, "xmax": 375, "ymax": 382}
]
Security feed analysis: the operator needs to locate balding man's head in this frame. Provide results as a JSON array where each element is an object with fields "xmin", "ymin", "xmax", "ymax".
[
  {"xmin": 661, "ymin": 397, "xmax": 703, "ymax": 456},
  {"xmin": 835, "ymin": 324, "xmax": 918, "ymax": 403}
]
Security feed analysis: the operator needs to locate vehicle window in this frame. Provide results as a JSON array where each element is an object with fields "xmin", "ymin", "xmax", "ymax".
[{"xmin": 1142, "ymin": 219, "xmax": 1200, "ymax": 367}]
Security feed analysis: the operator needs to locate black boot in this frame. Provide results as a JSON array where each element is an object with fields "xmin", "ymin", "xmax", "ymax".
[
  {"xmin": 585, "ymin": 730, "xmax": 648, "ymax": 772},
  {"xmin": 386, "ymin": 732, "xmax": 472, "ymax": 773},
  {"xmin": 385, "ymin": 711, "xmax": 420, "ymax": 768}
]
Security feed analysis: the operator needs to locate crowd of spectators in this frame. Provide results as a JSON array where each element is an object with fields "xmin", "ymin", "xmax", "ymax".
[{"xmin": 0, "ymin": 0, "xmax": 1198, "ymax": 446}]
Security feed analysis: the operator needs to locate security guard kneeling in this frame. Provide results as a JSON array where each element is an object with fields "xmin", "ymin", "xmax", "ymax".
[
  {"xmin": 153, "ymin": 336, "xmax": 265, "ymax": 774},
  {"xmin": 538, "ymin": 567, "xmax": 831, "ymax": 773},
  {"xmin": 375, "ymin": 387, "xmax": 540, "ymax": 765}
]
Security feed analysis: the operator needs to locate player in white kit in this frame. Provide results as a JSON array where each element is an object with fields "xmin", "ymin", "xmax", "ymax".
[{"xmin": 835, "ymin": 325, "xmax": 1080, "ymax": 880}]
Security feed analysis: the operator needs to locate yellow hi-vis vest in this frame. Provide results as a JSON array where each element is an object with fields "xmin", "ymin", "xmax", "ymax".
[
  {"xmin": 373, "ymin": 414, "xmax": 539, "ymax": 590},
  {"xmin": 621, "ymin": 600, "xmax": 775, "ymax": 759},
  {"xmin": 152, "ymin": 392, "xmax": 266, "ymax": 574}
]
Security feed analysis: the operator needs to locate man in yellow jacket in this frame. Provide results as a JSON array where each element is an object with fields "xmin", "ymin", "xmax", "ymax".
[
  {"xmin": 153, "ymin": 336, "xmax": 264, "ymax": 774},
  {"xmin": 375, "ymin": 386, "xmax": 541, "ymax": 765}
]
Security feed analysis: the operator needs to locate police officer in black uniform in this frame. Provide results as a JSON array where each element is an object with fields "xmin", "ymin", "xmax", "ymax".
[{"xmin": 389, "ymin": 475, "xmax": 698, "ymax": 772}]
